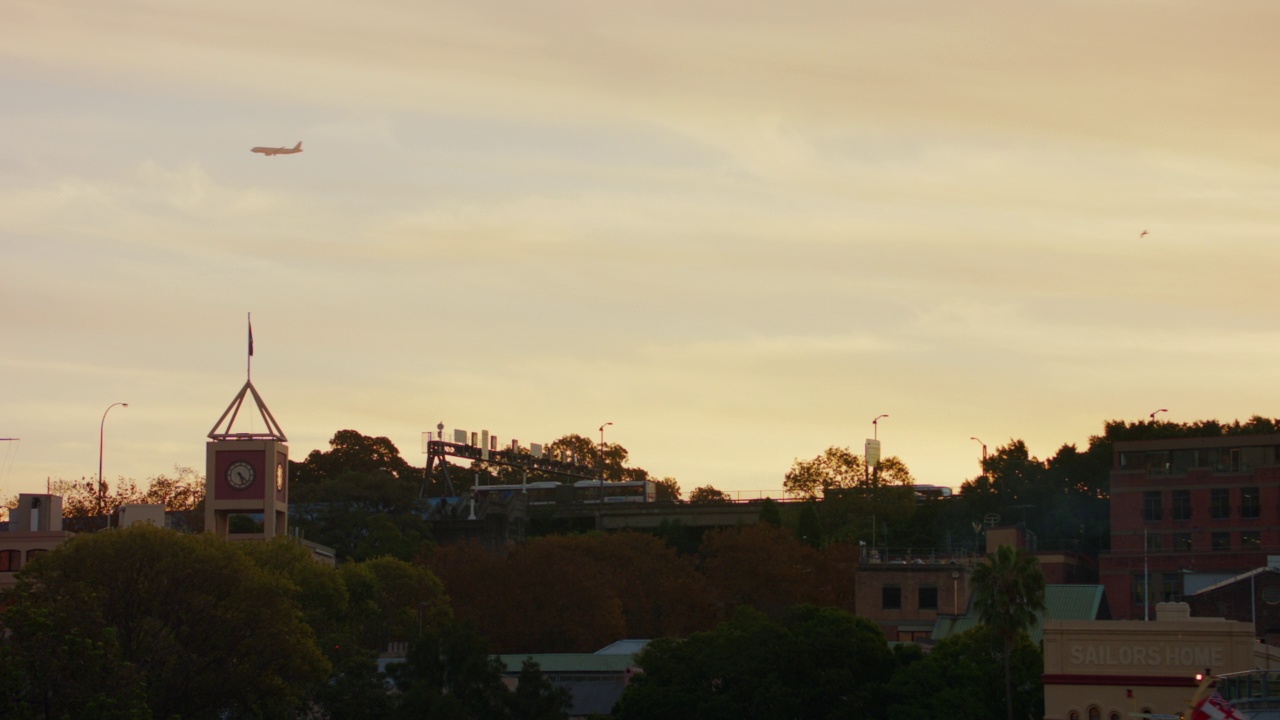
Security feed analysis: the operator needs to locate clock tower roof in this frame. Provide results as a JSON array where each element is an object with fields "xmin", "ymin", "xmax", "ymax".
[{"xmin": 208, "ymin": 380, "xmax": 287, "ymax": 441}]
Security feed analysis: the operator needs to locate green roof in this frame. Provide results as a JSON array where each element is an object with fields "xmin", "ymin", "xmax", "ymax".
[{"xmin": 931, "ymin": 584, "xmax": 1107, "ymax": 644}]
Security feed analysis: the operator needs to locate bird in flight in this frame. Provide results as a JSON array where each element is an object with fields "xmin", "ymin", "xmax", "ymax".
[
  {"xmin": 1140, "ymin": 229, "xmax": 1148, "ymax": 238},
  {"xmin": 251, "ymin": 141, "xmax": 303, "ymax": 156}
]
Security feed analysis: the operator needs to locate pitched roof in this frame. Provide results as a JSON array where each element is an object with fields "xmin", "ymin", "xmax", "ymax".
[
  {"xmin": 931, "ymin": 584, "xmax": 1108, "ymax": 644},
  {"xmin": 497, "ymin": 640, "xmax": 651, "ymax": 674}
]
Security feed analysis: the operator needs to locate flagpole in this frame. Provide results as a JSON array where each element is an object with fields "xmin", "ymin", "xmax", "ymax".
[
  {"xmin": 1144, "ymin": 528, "xmax": 1150, "ymax": 621},
  {"xmin": 247, "ymin": 312, "xmax": 253, "ymax": 381}
]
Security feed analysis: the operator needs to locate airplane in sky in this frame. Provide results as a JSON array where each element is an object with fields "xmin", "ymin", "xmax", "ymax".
[{"xmin": 251, "ymin": 141, "xmax": 302, "ymax": 156}]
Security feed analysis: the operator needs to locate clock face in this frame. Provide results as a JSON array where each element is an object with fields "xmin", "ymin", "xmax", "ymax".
[
  {"xmin": 276, "ymin": 463, "xmax": 285, "ymax": 491},
  {"xmin": 227, "ymin": 461, "xmax": 255, "ymax": 490}
]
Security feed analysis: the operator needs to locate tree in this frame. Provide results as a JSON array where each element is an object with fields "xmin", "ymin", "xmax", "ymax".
[
  {"xmin": 236, "ymin": 537, "xmax": 354, "ymax": 659},
  {"xmin": 0, "ymin": 524, "xmax": 329, "ymax": 719},
  {"xmin": 290, "ymin": 468, "xmax": 433, "ymax": 562},
  {"xmin": 506, "ymin": 658, "xmax": 572, "ymax": 720},
  {"xmin": 654, "ymin": 477, "xmax": 682, "ymax": 503},
  {"xmin": 958, "ymin": 440, "xmax": 1045, "ymax": 527},
  {"xmin": 885, "ymin": 625, "xmax": 1042, "ymax": 720},
  {"xmin": 758, "ymin": 498, "xmax": 782, "ymax": 527},
  {"xmin": 0, "ymin": 611, "xmax": 149, "ymax": 720},
  {"xmin": 1041, "ymin": 441, "xmax": 1111, "ymax": 554},
  {"xmin": 796, "ymin": 502, "xmax": 824, "ymax": 548},
  {"xmin": 312, "ymin": 655, "xmax": 395, "ymax": 720},
  {"xmin": 970, "ymin": 544, "xmax": 1046, "ymax": 720},
  {"xmin": 700, "ymin": 524, "xmax": 821, "ymax": 619},
  {"xmin": 339, "ymin": 556, "xmax": 452, "ymax": 653},
  {"xmin": 44, "ymin": 466, "xmax": 206, "ymax": 533},
  {"xmin": 138, "ymin": 466, "xmax": 205, "ymax": 510},
  {"xmin": 292, "ymin": 429, "xmax": 417, "ymax": 485},
  {"xmin": 616, "ymin": 605, "xmax": 895, "ymax": 720},
  {"xmin": 783, "ymin": 446, "xmax": 914, "ymax": 499},
  {"xmin": 688, "ymin": 485, "xmax": 731, "ymax": 504},
  {"xmin": 428, "ymin": 533, "xmax": 712, "ymax": 653},
  {"xmin": 784, "ymin": 447, "xmax": 916, "ymax": 546},
  {"xmin": 952, "ymin": 434, "xmax": 1113, "ymax": 554},
  {"xmin": 388, "ymin": 622, "xmax": 511, "ymax": 720}
]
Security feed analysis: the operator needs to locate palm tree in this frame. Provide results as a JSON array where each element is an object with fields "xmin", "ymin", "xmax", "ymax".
[{"xmin": 971, "ymin": 543, "xmax": 1046, "ymax": 720}]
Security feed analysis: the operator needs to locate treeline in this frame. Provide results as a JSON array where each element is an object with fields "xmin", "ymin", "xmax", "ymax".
[
  {"xmin": 782, "ymin": 417, "xmax": 1280, "ymax": 557},
  {"xmin": 617, "ymin": 606, "xmax": 1043, "ymax": 720},
  {"xmin": 0, "ymin": 524, "xmax": 569, "ymax": 720},
  {"xmin": 427, "ymin": 523, "xmax": 861, "ymax": 653},
  {"xmin": 0, "ymin": 522, "xmax": 1044, "ymax": 720},
  {"xmin": 46, "ymin": 414, "xmax": 1280, "ymax": 564}
]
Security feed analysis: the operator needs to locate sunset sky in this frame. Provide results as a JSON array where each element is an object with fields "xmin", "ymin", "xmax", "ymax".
[{"xmin": 5, "ymin": 1, "xmax": 1280, "ymax": 502}]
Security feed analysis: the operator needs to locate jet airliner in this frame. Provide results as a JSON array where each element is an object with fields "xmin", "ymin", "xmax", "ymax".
[{"xmin": 251, "ymin": 141, "xmax": 303, "ymax": 156}]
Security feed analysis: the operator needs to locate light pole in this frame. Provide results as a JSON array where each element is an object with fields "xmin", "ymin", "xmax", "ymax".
[
  {"xmin": 867, "ymin": 415, "xmax": 888, "ymax": 483},
  {"xmin": 99, "ymin": 402, "xmax": 128, "ymax": 522},
  {"xmin": 1149, "ymin": 408, "xmax": 1168, "ymax": 423},
  {"xmin": 597, "ymin": 422, "xmax": 612, "ymax": 498},
  {"xmin": 970, "ymin": 436, "xmax": 988, "ymax": 472}
]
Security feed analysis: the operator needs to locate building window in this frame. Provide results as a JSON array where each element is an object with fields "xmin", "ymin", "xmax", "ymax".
[
  {"xmin": 918, "ymin": 586, "xmax": 938, "ymax": 610},
  {"xmin": 1243, "ymin": 447, "xmax": 1269, "ymax": 472},
  {"xmin": 1146, "ymin": 532, "xmax": 1163, "ymax": 551},
  {"xmin": 1172, "ymin": 490, "xmax": 1192, "ymax": 521},
  {"xmin": 1242, "ymin": 531, "xmax": 1261, "ymax": 549},
  {"xmin": 882, "ymin": 586, "xmax": 902, "ymax": 610},
  {"xmin": 1171, "ymin": 449, "xmax": 1196, "ymax": 473},
  {"xmin": 1212, "ymin": 532, "xmax": 1231, "ymax": 551},
  {"xmin": 1089, "ymin": 706, "xmax": 1101, "ymax": 720},
  {"xmin": 1174, "ymin": 533, "xmax": 1193, "ymax": 551},
  {"xmin": 1242, "ymin": 487, "xmax": 1261, "ymax": 519},
  {"xmin": 1143, "ymin": 491, "xmax": 1162, "ymax": 521},
  {"xmin": 1132, "ymin": 572, "xmax": 1148, "ymax": 604},
  {"xmin": 1211, "ymin": 489, "xmax": 1230, "ymax": 520},
  {"xmin": 24, "ymin": 549, "xmax": 47, "ymax": 563},
  {"xmin": 1146, "ymin": 451, "xmax": 1170, "ymax": 473},
  {"xmin": 1161, "ymin": 573, "xmax": 1182, "ymax": 602},
  {"xmin": 1110, "ymin": 712, "xmax": 1121, "ymax": 720},
  {"xmin": 1069, "ymin": 712, "xmax": 1079, "ymax": 720},
  {"xmin": 1227, "ymin": 448, "xmax": 1242, "ymax": 473},
  {"xmin": 0, "ymin": 550, "xmax": 19, "ymax": 572}
]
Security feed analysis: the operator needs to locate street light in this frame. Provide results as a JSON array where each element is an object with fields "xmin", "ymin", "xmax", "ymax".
[
  {"xmin": 598, "ymin": 422, "xmax": 613, "ymax": 500},
  {"xmin": 872, "ymin": 414, "xmax": 888, "ymax": 440},
  {"xmin": 1150, "ymin": 408, "xmax": 1168, "ymax": 423},
  {"xmin": 99, "ymin": 402, "xmax": 128, "ymax": 522},
  {"xmin": 967, "ymin": 435, "xmax": 988, "ymax": 461}
]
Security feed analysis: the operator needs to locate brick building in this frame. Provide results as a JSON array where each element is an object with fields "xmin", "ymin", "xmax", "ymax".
[
  {"xmin": 1099, "ymin": 433, "xmax": 1280, "ymax": 620},
  {"xmin": 1185, "ymin": 566, "xmax": 1280, "ymax": 646},
  {"xmin": 855, "ymin": 555, "xmax": 973, "ymax": 642}
]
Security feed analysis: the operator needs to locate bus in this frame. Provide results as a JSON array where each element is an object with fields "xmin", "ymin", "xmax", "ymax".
[{"xmin": 573, "ymin": 479, "xmax": 658, "ymax": 504}]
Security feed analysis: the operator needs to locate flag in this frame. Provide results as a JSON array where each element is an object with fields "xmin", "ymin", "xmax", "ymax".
[
  {"xmin": 248, "ymin": 315, "xmax": 254, "ymax": 357},
  {"xmin": 1192, "ymin": 692, "xmax": 1244, "ymax": 720}
]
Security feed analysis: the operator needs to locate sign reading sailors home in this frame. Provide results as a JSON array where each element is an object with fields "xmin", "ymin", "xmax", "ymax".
[{"xmin": 1066, "ymin": 642, "xmax": 1226, "ymax": 670}]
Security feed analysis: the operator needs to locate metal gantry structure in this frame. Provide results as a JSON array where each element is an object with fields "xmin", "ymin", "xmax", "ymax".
[{"xmin": 422, "ymin": 436, "xmax": 599, "ymax": 498}]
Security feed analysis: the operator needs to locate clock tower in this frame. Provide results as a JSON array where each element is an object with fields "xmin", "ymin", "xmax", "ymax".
[{"xmin": 205, "ymin": 333, "xmax": 289, "ymax": 539}]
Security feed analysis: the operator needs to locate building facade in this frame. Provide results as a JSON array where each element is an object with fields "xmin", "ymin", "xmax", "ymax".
[
  {"xmin": 1186, "ymin": 566, "xmax": 1280, "ymax": 647},
  {"xmin": 855, "ymin": 558, "xmax": 972, "ymax": 642},
  {"xmin": 1042, "ymin": 603, "xmax": 1273, "ymax": 720},
  {"xmin": 1100, "ymin": 433, "xmax": 1280, "ymax": 620},
  {"xmin": 0, "ymin": 494, "xmax": 74, "ymax": 588}
]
